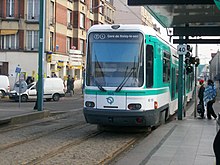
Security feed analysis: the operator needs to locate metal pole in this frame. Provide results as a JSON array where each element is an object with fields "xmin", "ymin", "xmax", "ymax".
[
  {"xmin": 183, "ymin": 69, "xmax": 186, "ymax": 117},
  {"xmin": 178, "ymin": 37, "xmax": 184, "ymax": 120},
  {"xmin": 194, "ymin": 43, "xmax": 198, "ymax": 118},
  {"xmin": 217, "ymin": 50, "xmax": 220, "ymax": 84},
  {"xmin": 37, "ymin": 0, "xmax": 46, "ymax": 111},
  {"xmin": 19, "ymin": 74, "xmax": 21, "ymax": 108}
]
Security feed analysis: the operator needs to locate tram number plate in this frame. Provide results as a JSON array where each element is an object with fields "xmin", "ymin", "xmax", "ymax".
[{"xmin": 177, "ymin": 45, "xmax": 187, "ymax": 55}]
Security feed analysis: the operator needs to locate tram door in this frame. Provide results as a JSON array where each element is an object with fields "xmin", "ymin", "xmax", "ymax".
[{"xmin": 146, "ymin": 45, "xmax": 153, "ymax": 88}]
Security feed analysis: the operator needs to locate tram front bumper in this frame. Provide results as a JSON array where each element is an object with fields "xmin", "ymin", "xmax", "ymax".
[{"xmin": 83, "ymin": 108, "xmax": 159, "ymax": 127}]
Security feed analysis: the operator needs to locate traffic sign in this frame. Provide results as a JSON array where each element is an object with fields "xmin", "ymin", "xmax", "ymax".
[
  {"xmin": 15, "ymin": 67, "xmax": 21, "ymax": 73},
  {"xmin": 177, "ymin": 45, "xmax": 187, "ymax": 55}
]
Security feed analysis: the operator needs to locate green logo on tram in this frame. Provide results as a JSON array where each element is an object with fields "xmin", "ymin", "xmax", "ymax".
[{"xmin": 106, "ymin": 97, "xmax": 114, "ymax": 104}]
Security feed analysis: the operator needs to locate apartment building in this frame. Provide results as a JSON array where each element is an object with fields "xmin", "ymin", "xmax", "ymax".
[
  {"xmin": 0, "ymin": 0, "xmax": 115, "ymax": 87},
  {"xmin": 113, "ymin": 0, "xmax": 160, "ymax": 32}
]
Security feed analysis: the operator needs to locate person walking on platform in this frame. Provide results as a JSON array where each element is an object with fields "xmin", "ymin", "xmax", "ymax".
[
  {"xmin": 203, "ymin": 79, "xmax": 217, "ymax": 120},
  {"xmin": 198, "ymin": 79, "xmax": 205, "ymax": 118},
  {"xmin": 214, "ymin": 129, "xmax": 220, "ymax": 165}
]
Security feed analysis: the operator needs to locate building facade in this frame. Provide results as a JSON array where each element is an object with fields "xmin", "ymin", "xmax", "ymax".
[
  {"xmin": 209, "ymin": 50, "xmax": 220, "ymax": 81},
  {"xmin": 0, "ymin": 0, "xmax": 115, "ymax": 88},
  {"xmin": 113, "ymin": 0, "xmax": 161, "ymax": 33}
]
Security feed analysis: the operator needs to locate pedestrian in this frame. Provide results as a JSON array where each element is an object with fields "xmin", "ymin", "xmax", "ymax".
[
  {"xmin": 33, "ymin": 81, "xmax": 38, "ymax": 110},
  {"xmin": 66, "ymin": 75, "xmax": 71, "ymax": 94},
  {"xmin": 214, "ymin": 129, "xmax": 220, "ymax": 165},
  {"xmin": 219, "ymin": 78, "xmax": 220, "ymax": 89},
  {"xmin": 70, "ymin": 77, "xmax": 75, "ymax": 95},
  {"xmin": 82, "ymin": 69, "xmax": 85, "ymax": 94},
  {"xmin": 203, "ymin": 79, "xmax": 217, "ymax": 120},
  {"xmin": 198, "ymin": 79, "xmax": 205, "ymax": 118}
]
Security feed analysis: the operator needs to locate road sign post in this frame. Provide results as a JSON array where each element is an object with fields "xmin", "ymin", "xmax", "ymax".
[
  {"xmin": 177, "ymin": 43, "xmax": 186, "ymax": 120},
  {"xmin": 13, "ymin": 65, "xmax": 21, "ymax": 90}
]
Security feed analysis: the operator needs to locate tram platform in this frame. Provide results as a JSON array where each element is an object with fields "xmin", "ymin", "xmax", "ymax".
[{"xmin": 114, "ymin": 100, "xmax": 219, "ymax": 165}]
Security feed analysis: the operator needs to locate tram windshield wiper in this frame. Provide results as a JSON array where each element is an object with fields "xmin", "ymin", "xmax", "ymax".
[
  {"xmin": 94, "ymin": 79, "xmax": 106, "ymax": 92},
  {"xmin": 115, "ymin": 67, "xmax": 136, "ymax": 92}
]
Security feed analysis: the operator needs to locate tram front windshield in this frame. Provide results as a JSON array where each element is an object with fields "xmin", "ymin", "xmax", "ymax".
[{"xmin": 86, "ymin": 32, "xmax": 144, "ymax": 88}]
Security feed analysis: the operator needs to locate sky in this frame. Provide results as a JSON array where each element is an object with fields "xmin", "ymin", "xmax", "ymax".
[{"xmin": 197, "ymin": 44, "xmax": 219, "ymax": 64}]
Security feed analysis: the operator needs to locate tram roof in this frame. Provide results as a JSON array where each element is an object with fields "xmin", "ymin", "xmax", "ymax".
[
  {"xmin": 88, "ymin": 24, "xmax": 175, "ymax": 48},
  {"xmin": 127, "ymin": 0, "xmax": 220, "ymax": 44},
  {"xmin": 88, "ymin": 24, "xmax": 156, "ymax": 35}
]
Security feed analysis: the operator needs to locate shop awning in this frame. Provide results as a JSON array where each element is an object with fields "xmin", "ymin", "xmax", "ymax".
[{"xmin": 0, "ymin": 29, "xmax": 18, "ymax": 35}]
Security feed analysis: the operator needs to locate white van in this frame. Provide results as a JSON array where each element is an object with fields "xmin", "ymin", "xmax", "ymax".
[
  {"xmin": 9, "ymin": 78, "xmax": 65, "ymax": 102},
  {"xmin": 0, "ymin": 75, "xmax": 10, "ymax": 97}
]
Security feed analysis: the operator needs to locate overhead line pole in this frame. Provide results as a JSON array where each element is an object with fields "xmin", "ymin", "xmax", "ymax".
[
  {"xmin": 178, "ymin": 36, "xmax": 184, "ymax": 120},
  {"xmin": 194, "ymin": 42, "xmax": 198, "ymax": 118},
  {"xmin": 37, "ymin": 0, "xmax": 46, "ymax": 111}
]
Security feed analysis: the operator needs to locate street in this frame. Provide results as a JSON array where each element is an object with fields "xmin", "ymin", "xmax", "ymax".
[
  {"xmin": 0, "ymin": 93, "xmax": 146, "ymax": 165},
  {"xmin": 0, "ymin": 94, "xmax": 84, "ymax": 113}
]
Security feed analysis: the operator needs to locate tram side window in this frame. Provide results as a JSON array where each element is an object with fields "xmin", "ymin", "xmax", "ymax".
[
  {"xmin": 146, "ymin": 45, "xmax": 153, "ymax": 87},
  {"xmin": 163, "ymin": 52, "xmax": 170, "ymax": 82}
]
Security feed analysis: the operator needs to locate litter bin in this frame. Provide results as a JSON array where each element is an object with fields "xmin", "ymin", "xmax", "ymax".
[{"xmin": 216, "ymin": 112, "xmax": 220, "ymax": 132}]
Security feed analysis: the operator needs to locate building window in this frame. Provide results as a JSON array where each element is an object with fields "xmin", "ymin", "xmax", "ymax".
[
  {"xmin": 27, "ymin": 31, "xmax": 39, "ymax": 50},
  {"xmin": 67, "ymin": 9, "xmax": 72, "ymax": 29},
  {"xmin": 67, "ymin": 37, "xmax": 71, "ymax": 53},
  {"xmin": 0, "ymin": 33, "xmax": 19, "ymax": 50},
  {"xmin": 80, "ymin": 39, "xmax": 84, "ymax": 53},
  {"xmin": 27, "ymin": 0, "xmax": 40, "ymax": 21},
  {"xmin": 80, "ymin": 13, "xmax": 85, "ymax": 29},
  {"xmin": 99, "ymin": 1, "xmax": 104, "ymax": 14},
  {"xmin": 6, "ymin": 0, "xmax": 15, "ymax": 17},
  {"xmin": 49, "ymin": 1, "xmax": 54, "ymax": 25},
  {"xmin": 90, "ymin": 0, "xmax": 93, "ymax": 9},
  {"xmin": 88, "ymin": 19, "xmax": 93, "ymax": 29},
  {"xmin": 50, "ymin": 32, "xmax": 54, "ymax": 51}
]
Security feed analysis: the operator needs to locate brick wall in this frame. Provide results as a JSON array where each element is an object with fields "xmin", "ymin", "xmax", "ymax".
[
  {"xmin": 56, "ymin": 33, "xmax": 66, "ymax": 54},
  {"xmin": 2, "ymin": 0, "xmax": 6, "ymax": 18},
  {"xmin": 56, "ymin": 3, "xmax": 67, "ymax": 26}
]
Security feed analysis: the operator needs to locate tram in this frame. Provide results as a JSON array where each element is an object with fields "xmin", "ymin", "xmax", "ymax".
[{"xmin": 83, "ymin": 24, "xmax": 194, "ymax": 127}]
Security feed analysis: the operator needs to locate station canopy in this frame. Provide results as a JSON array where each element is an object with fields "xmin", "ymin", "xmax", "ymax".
[{"xmin": 128, "ymin": 0, "xmax": 220, "ymax": 44}]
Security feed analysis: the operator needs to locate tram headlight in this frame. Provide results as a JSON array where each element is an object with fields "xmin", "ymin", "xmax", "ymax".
[
  {"xmin": 128, "ymin": 103, "xmax": 142, "ymax": 110},
  {"xmin": 85, "ymin": 101, "xmax": 95, "ymax": 108}
]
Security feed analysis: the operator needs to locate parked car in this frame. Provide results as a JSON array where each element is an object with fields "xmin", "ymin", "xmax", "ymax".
[
  {"xmin": 0, "ymin": 75, "xmax": 10, "ymax": 97},
  {"xmin": 9, "ymin": 78, "xmax": 65, "ymax": 102}
]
